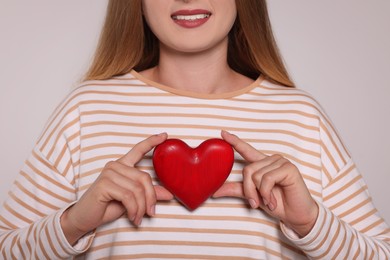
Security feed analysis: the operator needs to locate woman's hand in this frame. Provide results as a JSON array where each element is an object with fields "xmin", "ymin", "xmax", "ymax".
[
  {"xmin": 214, "ymin": 131, "xmax": 319, "ymax": 237},
  {"xmin": 60, "ymin": 133, "xmax": 173, "ymax": 245}
]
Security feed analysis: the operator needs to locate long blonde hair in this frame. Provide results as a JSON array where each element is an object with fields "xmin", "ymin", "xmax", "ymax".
[{"xmin": 85, "ymin": 0, "xmax": 294, "ymax": 87}]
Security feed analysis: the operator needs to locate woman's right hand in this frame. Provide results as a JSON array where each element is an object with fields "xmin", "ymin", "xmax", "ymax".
[{"xmin": 60, "ymin": 133, "xmax": 173, "ymax": 245}]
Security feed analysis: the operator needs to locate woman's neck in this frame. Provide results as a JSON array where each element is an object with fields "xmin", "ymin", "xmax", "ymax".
[{"xmin": 139, "ymin": 41, "xmax": 254, "ymax": 94}]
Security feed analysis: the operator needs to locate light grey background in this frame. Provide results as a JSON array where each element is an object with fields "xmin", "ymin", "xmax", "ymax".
[{"xmin": 0, "ymin": 1, "xmax": 389, "ymax": 223}]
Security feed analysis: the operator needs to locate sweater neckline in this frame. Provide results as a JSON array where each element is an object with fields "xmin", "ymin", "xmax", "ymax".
[{"xmin": 129, "ymin": 70, "xmax": 264, "ymax": 100}]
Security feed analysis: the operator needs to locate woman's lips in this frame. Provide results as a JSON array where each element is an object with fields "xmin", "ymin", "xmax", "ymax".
[{"xmin": 171, "ymin": 9, "xmax": 211, "ymax": 28}]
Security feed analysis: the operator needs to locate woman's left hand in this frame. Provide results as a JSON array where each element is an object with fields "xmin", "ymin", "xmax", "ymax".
[{"xmin": 214, "ymin": 131, "xmax": 319, "ymax": 237}]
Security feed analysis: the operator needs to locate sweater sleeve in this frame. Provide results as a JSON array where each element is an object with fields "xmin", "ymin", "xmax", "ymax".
[
  {"xmin": 281, "ymin": 107, "xmax": 390, "ymax": 258},
  {"xmin": 0, "ymin": 90, "xmax": 94, "ymax": 259}
]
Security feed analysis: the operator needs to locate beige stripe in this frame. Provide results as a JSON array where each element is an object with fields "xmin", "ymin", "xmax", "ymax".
[
  {"xmin": 332, "ymin": 221, "xmax": 348, "ymax": 259},
  {"xmin": 70, "ymin": 144, "xmax": 80, "ymax": 156},
  {"xmin": 84, "ymin": 101, "xmax": 319, "ymax": 121},
  {"xmin": 4, "ymin": 203, "xmax": 32, "ymax": 224},
  {"xmin": 91, "ymin": 240, "xmax": 283, "ymax": 258},
  {"xmin": 234, "ymin": 151, "xmax": 321, "ymax": 171},
  {"xmin": 374, "ymin": 243, "xmax": 380, "ymax": 259},
  {"xmin": 360, "ymin": 219, "xmax": 385, "ymax": 234},
  {"xmin": 103, "ymin": 253, "xmax": 257, "ymax": 260},
  {"xmin": 322, "ymin": 166, "xmax": 333, "ymax": 184},
  {"xmin": 83, "ymin": 132, "xmax": 321, "ymax": 167},
  {"xmin": 81, "ymin": 110, "xmax": 318, "ymax": 131},
  {"xmin": 313, "ymin": 217, "xmax": 341, "ymax": 259},
  {"xmin": 235, "ymin": 95, "xmax": 321, "ymax": 108},
  {"xmin": 345, "ymin": 232, "xmax": 355, "ymax": 259},
  {"xmin": 80, "ymin": 142, "xmax": 132, "ymax": 153},
  {"xmin": 10, "ymin": 233, "xmax": 18, "ymax": 260},
  {"xmin": 81, "ymin": 118, "xmax": 319, "ymax": 144},
  {"xmin": 32, "ymin": 150, "xmax": 58, "ymax": 175},
  {"xmin": 258, "ymin": 84, "xmax": 351, "ymax": 157},
  {"xmin": 16, "ymin": 236, "xmax": 26, "ymax": 260},
  {"xmin": 325, "ymin": 163, "xmax": 355, "ymax": 188},
  {"xmin": 377, "ymin": 228, "xmax": 390, "ymax": 237},
  {"xmin": 154, "ymin": 214, "xmax": 277, "ymax": 228},
  {"xmin": 14, "ymin": 181, "xmax": 60, "ymax": 211},
  {"xmin": 320, "ymin": 141, "xmax": 340, "ymax": 174},
  {"xmin": 0, "ymin": 232, "xmax": 13, "ymax": 258},
  {"xmin": 42, "ymin": 86, "xmax": 321, "ymax": 149},
  {"xmin": 64, "ymin": 161, "xmax": 74, "ymax": 185},
  {"xmin": 25, "ymin": 161, "xmax": 74, "ymax": 193},
  {"xmin": 37, "ymin": 219, "xmax": 51, "ymax": 260},
  {"xmin": 54, "ymin": 144, "xmax": 68, "ymax": 170},
  {"xmin": 363, "ymin": 238, "xmax": 368, "ymax": 259},
  {"xmin": 323, "ymin": 175, "xmax": 362, "ymax": 201},
  {"xmin": 0, "ymin": 215, "xmax": 17, "ymax": 229},
  {"xmin": 320, "ymin": 121, "xmax": 347, "ymax": 167},
  {"xmin": 302, "ymin": 174, "xmax": 322, "ymax": 185},
  {"xmin": 328, "ymin": 186, "xmax": 369, "ymax": 211},
  {"xmin": 77, "ymin": 167, "xmax": 101, "ymax": 180},
  {"xmin": 305, "ymin": 213, "xmax": 334, "ymax": 252},
  {"xmin": 368, "ymin": 248, "xmax": 375, "ymax": 260},
  {"xmin": 46, "ymin": 117, "xmax": 80, "ymax": 159},
  {"xmin": 52, "ymin": 215, "xmax": 72, "ymax": 256},
  {"xmin": 80, "ymin": 83, "xmax": 160, "ymax": 88},
  {"xmin": 336, "ymin": 193, "xmax": 370, "ymax": 217},
  {"xmin": 44, "ymin": 223, "xmax": 62, "ymax": 259},
  {"xmin": 20, "ymin": 171, "xmax": 73, "ymax": 203},
  {"xmin": 39, "ymin": 103, "xmax": 79, "ymax": 150},
  {"xmin": 95, "ymin": 226, "xmax": 304, "ymax": 256},
  {"xmin": 349, "ymin": 209, "xmax": 377, "ymax": 226},
  {"xmin": 25, "ymin": 222, "xmax": 33, "ymax": 257},
  {"xmin": 309, "ymin": 189, "xmax": 322, "ymax": 198},
  {"xmin": 80, "ymin": 136, "xmax": 319, "ymax": 160},
  {"xmin": 300, "ymin": 208, "xmax": 329, "ymax": 247},
  {"xmin": 54, "ymin": 130, "xmax": 80, "ymax": 169},
  {"xmin": 158, "ymin": 201, "xmax": 248, "ymax": 209},
  {"xmin": 242, "ymin": 138, "xmax": 320, "ymax": 158},
  {"xmin": 80, "ymin": 154, "xmax": 122, "ymax": 167},
  {"xmin": 9, "ymin": 192, "xmax": 45, "ymax": 217}
]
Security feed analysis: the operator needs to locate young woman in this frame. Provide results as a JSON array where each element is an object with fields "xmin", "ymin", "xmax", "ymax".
[{"xmin": 1, "ymin": 0, "xmax": 389, "ymax": 259}]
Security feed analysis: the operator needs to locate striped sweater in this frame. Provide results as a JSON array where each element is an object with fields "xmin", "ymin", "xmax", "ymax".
[{"xmin": 0, "ymin": 70, "xmax": 389, "ymax": 259}]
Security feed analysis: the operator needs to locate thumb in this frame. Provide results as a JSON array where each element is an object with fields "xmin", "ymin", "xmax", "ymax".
[
  {"xmin": 154, "ymin": 185, "xmax": 174, "ymax": 201},
  {"xmin": 213, "ymin": 182, "xmax": 245, "ymax": 199}
]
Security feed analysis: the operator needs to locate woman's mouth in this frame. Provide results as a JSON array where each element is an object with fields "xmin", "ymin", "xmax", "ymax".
[
  {"xmin": 171, "ymin": 9, "xmax": 211, "ymax": 28},
  {"xmin": 172, "ymin": 13, "xmax": 211, "ymax": 21}
]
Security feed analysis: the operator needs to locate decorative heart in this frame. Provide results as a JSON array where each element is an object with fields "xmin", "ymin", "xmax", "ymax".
[{"xmin": 153, "ymin": 138, "xmax": 234, "ymax": 210}]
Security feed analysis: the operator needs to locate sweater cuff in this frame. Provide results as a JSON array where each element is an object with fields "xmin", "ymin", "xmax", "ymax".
[
  {"xmin": 280, "ymin": 200, "xmax": 331, "ymax": 253},
  {"xmin": 54, "ymin": 202, "xmax": 95, "ymax": 254}
]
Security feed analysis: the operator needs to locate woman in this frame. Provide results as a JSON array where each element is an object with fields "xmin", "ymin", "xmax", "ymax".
[{"xmin": 1, "ymin": 0, "xmax": 389, "ymax": 259}]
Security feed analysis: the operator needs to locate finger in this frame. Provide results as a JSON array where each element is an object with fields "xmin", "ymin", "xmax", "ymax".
[
  {"xmin": 102, "ymin": 168, "xmax": 147, "ymax": 225},
  {"xmin": 258, "ymin": 164, "xmax": 292, "ymax": 211},
  {"xmin": 242, "ymin": 155, "xmax": 282, "ymax": 208},
  {"xmin": 212, "ymin": 182, "xmax": 245, "ymax": 198},
  {"xmin": 154, "ymin": 185, "xmax": 174, "ymax": 201},
  {"xmin": 94, "ymin": 177, "xmax": 138, "ymax": 222},
  {"xmin": 221, "ymin": 130, "xmax": 266, "ymax": 162},
  {"xmin": 243, "ymin": 167, "xmax": 261, "ymax": 209},
  {"xmin": 104, "ymin": 160, "xmax": 157, "ymax": 217},
  {"xmin": 118, "ymin": 133, "xmax": 168, "ymax": 167}
]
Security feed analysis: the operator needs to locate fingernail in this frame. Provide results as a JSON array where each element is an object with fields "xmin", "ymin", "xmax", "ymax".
[
  {"xmin": 135, "ymin": 218, "xmax": 142, "ymax": 226},
  {"xmin": 157, "ymin": 132, "xmax": 166, "ymax": 136},
  {"xmin": 263, "ymin": 198, "xmax": 269, "ymax": 206},
  {"xmin": 150, "ymin": 205, "xmax": 156, "ymax": 216},
  {"xmin": 249, "ymin": 199, "xmax": 257, "ymax": 209},
  {"xmin": 268, "ymin": 202, "xmax": 275, "ymax": 211}
]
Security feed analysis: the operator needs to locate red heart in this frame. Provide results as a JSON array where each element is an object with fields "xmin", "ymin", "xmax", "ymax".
[{"xmin": 153, "ymin": 139, "xmax": 234, "ymax": 210}]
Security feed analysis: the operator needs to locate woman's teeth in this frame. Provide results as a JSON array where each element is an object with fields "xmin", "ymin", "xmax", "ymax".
[{"xmin": 172, "ymin": 14, "xmax": 210, "ymax": 21}]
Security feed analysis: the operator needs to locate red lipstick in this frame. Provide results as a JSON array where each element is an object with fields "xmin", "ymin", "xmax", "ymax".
[{"xmin": 171, "ymin": 9, "xmax": 211, "ymax": 29}]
